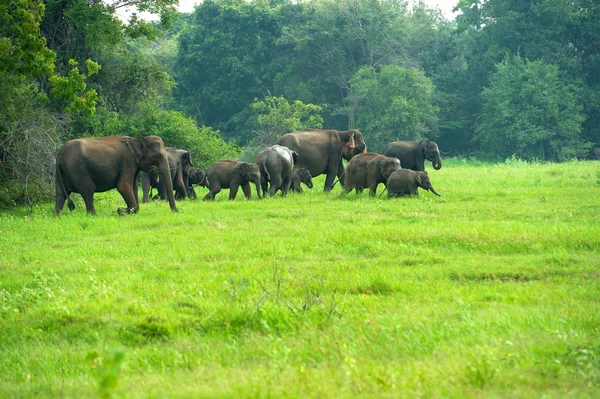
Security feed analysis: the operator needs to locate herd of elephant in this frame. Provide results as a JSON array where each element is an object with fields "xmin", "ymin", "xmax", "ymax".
[{"xmin": 54, "ymin": 129, "xmax": 442, "ymax": 215}]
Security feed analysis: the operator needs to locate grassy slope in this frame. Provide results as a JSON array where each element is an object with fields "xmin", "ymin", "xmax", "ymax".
[{"xmin": 0, "ymin": 160, "xmax": 599, "ymax": 398}]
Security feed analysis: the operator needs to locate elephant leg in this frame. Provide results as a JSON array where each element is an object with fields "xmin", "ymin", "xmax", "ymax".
[
  {"xmin": 281, "ymin": 176, "xmax": 292, "ymax": 196},
  {"xmin": 174, "ymin": 174, "xmax": 187, "ymax": 200},
  {"xmin": 188, "ymin": 187, "xmax": 197, "ymax": 200},
  {"xmin": 117, "ymin": 179, "xmax": 139, "ymax": 214},
  {"xmin": 268, "ymin": 174, "xmax": 282, "ymax": 196},
  {"xmin": 241, "ymin": 182, "xmax": 252, "ymax": 199},
  {"xmin": 203, "ymin": 184, "xmax": 220, "ymax": 201},
  {"xmin": 229, "ymin": 183, "xmax": 240, "ymax": 200},
  {"xmin": 260, "ymin": 175, "xmax": 268, "ymax": 197},
  {"xmin": 134, "ymin": 181, "xmax": 140, "ymax": 208},
  {"xmin": 369, "ymin": 183, "xmax": 378, "ymax": 196},
  {"xmin": 141, "ymin": 175, "xmax": 151, "ymax": 203},
  {"xmin": 81, "ymin": 191, "xmax": 96, "ymax": 215},
  {"xmin": 55, "ymin": 189, "xmax": 67, "ymax": 214},
  {"xmin": 323, "ymin": 157, "xmax": 342, "ymax": 191}
]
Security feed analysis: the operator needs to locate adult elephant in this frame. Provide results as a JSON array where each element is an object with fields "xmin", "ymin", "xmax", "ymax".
[
  {"xmin": 343, "ymin": 153, "xmax": 401, "ymax": 196},
  {"xmin": 382, "ymin": 141, "xmax": 442, "ymax": 171},
  {"xmin": 186, "ymin": 167, "xmax": 207, "ymax": 199},
  {"xmin": 256, "ymin": 144, "xmax": 298, "ymax": 196},
  {"xmin": 386, "ymin": 170, "xmax": 441, "ymax": 198},
  {"xmin": 203, "ymin": 160, "xmax": 263, "ymax": 201},
  {"xmin": 276, "ymin": 129, "xmax": 367, "ymax": 191},
  {"xmin": 55, "ymin": 136, "xmax": 177, "ymax": 215},
  {"xmin": 140, "ymin": 147, "xmax": 193, "ymax": 202}
]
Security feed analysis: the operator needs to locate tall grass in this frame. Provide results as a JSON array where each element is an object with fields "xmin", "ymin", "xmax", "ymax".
[{"xmin": 1, "ymin": 160, "xmax": 599, "ymax": 398}]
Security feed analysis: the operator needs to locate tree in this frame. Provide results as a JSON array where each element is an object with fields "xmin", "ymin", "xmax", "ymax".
[
  {"xmin": 173, "ymin": 0, "xmax": 283, "ymax": 140},
  {"xmin": 348, "ymin": 65, "xmax": 438, "ymax": 152},
  {"xmin": 476, "ymin": 55, "xmax": 589, "ymax": 161},
  {"xmin": 241, "ymin": 96, "xmax": 323, "ymax": 161}
]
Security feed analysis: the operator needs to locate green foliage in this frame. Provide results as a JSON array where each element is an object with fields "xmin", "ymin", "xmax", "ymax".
[
  {"xmin": 174, "ymin": 0, "xmax": 284, "ymax": 138},
  {"xmin": 49, "ymin": 59, "xmax": 100, "ymax": 116},
  {"xmin": 476, "ymin": 55, "xmax": 589, "ymax": 161},
  {"xmin": 349, "ymin": 65, "xmax": 438, "ymax": 151},
  {"xmin": 250, "ymin": 96, "xmax": 323, "ymax": 146}
]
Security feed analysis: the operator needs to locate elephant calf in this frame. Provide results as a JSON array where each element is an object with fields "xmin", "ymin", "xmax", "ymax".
[
  {"xmin": 203, "ymin": 160, "xmax": 263, "ymax": 201},
  {"xmin": 187, "ymin": 167, "xmax": 208, "ymax": 199},
  {"xmin": 343, "ymin": 153, "xmax": 401, "ymax": 196},
  {"xmin": 290, "ymin": 168, "xmax": 313, "ymax": 193},
  {"xmin": 386, "ymin": 170, "xmax": 441, "ymax": 198}
]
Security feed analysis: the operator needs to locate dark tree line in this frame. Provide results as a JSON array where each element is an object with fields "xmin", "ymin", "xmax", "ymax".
[{"xmin": 1, "ymin": 0, "xmax": 599, "ymax": 207}]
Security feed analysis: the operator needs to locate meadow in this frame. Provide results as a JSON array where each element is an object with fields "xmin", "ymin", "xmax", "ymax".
[{"xmin": 0, "ymin": 159, "xmax": 599, "ymax": 398}]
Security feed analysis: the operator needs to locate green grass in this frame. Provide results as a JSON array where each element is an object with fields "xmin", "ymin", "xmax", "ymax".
[{"xmin": 1, "ymin": 160, "xmax": 599, "ymax": 398}]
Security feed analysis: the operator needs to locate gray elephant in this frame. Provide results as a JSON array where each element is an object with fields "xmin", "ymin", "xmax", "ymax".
[
  {"xmin": 290, "ymin": 168, "xmax": 313, "ymax": 193},
  {"xmin": 256, "ymin": 144, "xmax": 299, "ymax": 196},
  {"xmin": 343, "ymin": 153, "xmax": 401, "ymax": 196},
  {"xmin": 276, "ymin": 129, "xmax": 367, "ymax": 191},
  {"xmin": 140, "ymin": 147, "xmax": 192, "ymax": 202},
  {"xmin": 382, "ymin": 141, "xmax": 442, "ymax": 171},
  {"xmin": 203, "ymin": 160, "xmax": 263, "ymax": 201},
  {"xmin": 386, "ymin": 170, "xmax": 441, "ymax": 198},
  {"xmin": 186, "ymin": 167, "xmax": 208, "ymax": 199},
  {"xmin": 55, "ymin": 136, "xmax": 177, "ymax": 215}
]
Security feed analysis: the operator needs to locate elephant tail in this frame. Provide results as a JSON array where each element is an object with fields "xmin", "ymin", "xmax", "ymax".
[
  {"xmin": 261, "ymin": 157, "xmax": 270, "ymax": 181},
  {"xmin": 56, "ymin": 163, "xmax": 74, "ymax": 211},
  {"xmin": 331, "ymin": 169, "xmax": 346, "ymax": 189}
]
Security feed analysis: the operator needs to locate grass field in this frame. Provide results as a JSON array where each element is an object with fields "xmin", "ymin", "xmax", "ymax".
[{"xmin": 1, "ymin": 159, "xmax": 599, "ymax": 398}]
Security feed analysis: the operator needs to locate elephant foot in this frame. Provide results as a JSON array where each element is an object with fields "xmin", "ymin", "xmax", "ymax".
[{"xmin": 117, "ymin": 207, "xmax": 137, "ymax": 216}]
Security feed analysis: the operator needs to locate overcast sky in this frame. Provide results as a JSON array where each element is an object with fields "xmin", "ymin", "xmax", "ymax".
[{"xmin": 117, "ymin": 0, "xmax": 459, "ymax": 22}]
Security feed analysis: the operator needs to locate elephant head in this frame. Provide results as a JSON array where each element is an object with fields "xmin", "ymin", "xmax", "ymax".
[
  {"xmin": 126, "ymin": 136, "xmax": 177, "ymax": 212},
  {"xmin": 416, "ymin": 171, "xmax": 441, "ymax": 196},
  {"xmin": 422, "ymin": 141, "xmax": 442, "ymax": 170},
  {"xmin": 188, "ymin": 167, "xmax": 207, "ymax": 188},
  {"xmin": 292, "ymin": 168, "xmax": 313, "ymax": 192},
  {"xmin": 234, "ymin": 162, "xmax": 263, "ymax": 199},
  {"xmin": 379, "ymin": 157, "xmax": 402, "ymax": 181},
  {"xmin": 340, "ymin": 129, "xmax": 367, "ymax": 161},
  {"xmin": 178, "ymin": 150, "xmax": 193, "ymax": 173}
]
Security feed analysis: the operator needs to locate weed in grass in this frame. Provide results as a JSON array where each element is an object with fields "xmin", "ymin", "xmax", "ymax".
[
  {"xmin": 464, "ymin": 349, "xmax": 499, "ymax": 388},
  {"xmin": 564, "ymin": 342, "xmax": 600, "ymax": 386},
  {"xmin": 87, "ymin": 346, "xmax": 126, "ymax": 399}
]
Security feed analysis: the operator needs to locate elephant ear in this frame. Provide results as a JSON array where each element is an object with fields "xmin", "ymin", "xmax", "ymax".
[
  {"xmin": 415, "ymin": 173, "xmax": 423, "ymax": 185},
  {"xmin": 344, "ymin": 134, "xmax": 356, "ymax": 150},
  {"xmin": 235, "ymin": 162, "xmax": 248, "ymax": 177},
  {"xmin": 125, "ymin": 137, "xmax": 147, "ymax": 164},
  {"xmin": 291, "ymin": 151, "xmax": 299, "ymax": 164},
  {"xmin": 182, "ymin": 150, "xmax": 193, "ymax": 167}
]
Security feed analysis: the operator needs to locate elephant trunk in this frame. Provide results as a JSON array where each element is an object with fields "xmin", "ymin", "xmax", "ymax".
[
  {"xmin": 430, "ymin": 186, "xmax": 441, "ymax": 197},
  {"xmin": 255, "ymin": 178, "xmax": 263, "ymax": 200},
  {"xmin": 159, "ymin": 158, "xmax": 178, "ymax": 212},
  {"xmin": 433, "ymin": 154, "xmax": 442, "ymax": 170}
]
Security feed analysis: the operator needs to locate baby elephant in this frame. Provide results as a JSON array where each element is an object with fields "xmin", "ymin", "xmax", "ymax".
[
  {"xmin": 187, "ymin": 167, "xmax": 208, "ymax": 199},
  {"xmin": 290, "ymin": 168, "xmax": 313, "ymax": 193},
  {"xmin": 386, "ymin": 169, "xmax": 441, "ymax": 198},
  {"xmin": 343, "ymin": 152, "xmax": 401, "ymax": 196},
  {"xmin": 203, "ymin": 160, "xmax": 263, "ymax": 201}
]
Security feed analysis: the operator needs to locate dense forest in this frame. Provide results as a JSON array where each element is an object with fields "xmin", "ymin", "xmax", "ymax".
[{"xmin": 1, "ymin": 0, "xmax": 599, "ymax": 207}]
